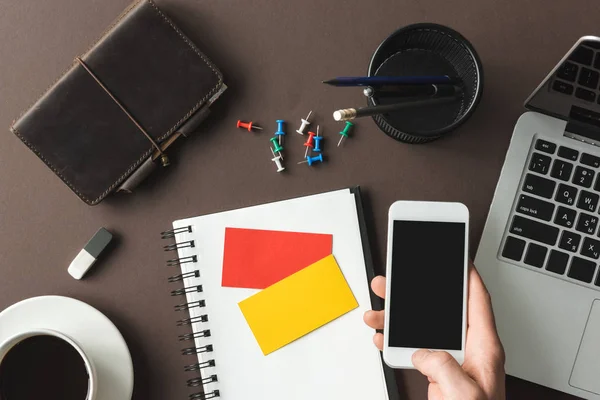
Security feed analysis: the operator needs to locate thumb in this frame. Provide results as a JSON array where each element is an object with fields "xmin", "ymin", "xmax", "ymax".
[{"xmin": 412, "ymin": 350, "xmax": 480, "ymax": 399}]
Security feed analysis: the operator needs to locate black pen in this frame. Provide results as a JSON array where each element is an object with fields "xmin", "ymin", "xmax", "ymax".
[
  {"xmin": 363, "ymin": 84, "xmax": 461, "ymax": 98},
  {"xmin": 323, "ymin": 76, "xmax": 455, "ymax": 87},
  {"xmin": 332, "ymin": 96, "xmax": 458, "ymax": 121}
]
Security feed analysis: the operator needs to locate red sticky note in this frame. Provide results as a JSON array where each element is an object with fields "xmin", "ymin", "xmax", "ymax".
[{"xmin": 222, "ymin": 228, "xmax": 333, "ymax": 289}]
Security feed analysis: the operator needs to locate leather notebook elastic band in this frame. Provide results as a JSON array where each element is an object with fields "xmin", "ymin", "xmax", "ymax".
[{"xmin": 75, "ymin": 57, "xmax": 169, "ymax": 166}]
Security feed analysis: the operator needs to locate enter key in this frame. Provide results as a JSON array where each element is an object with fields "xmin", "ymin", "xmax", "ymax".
[{"xmin": 516, "ymin": 194, "xmax": 555, "ymax": 221}]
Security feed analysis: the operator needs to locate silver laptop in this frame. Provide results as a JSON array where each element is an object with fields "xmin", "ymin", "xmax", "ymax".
[{"xmin": 476, "ymin": 36, "xmax": 600, "ymax": 399}]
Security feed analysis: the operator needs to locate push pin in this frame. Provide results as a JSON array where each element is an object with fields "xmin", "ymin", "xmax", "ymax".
[
  {"xmin": 275, "ymin": 120, "xmax": 285, "ymax": 145},
  {"xmin": 237, "ymin": 120, "xmax": 263, "ymax": 132},
  {"xmin": 270, "ymin": 148, "xmax": 285, "ymax": 172},
  {"xmin": 298, "ymin": 153, "xmax": 324, "ymax": 166},
  {"xmin": 303, "ymin": 129, "xmax": 317, "ymax": 158},
  {"xmin": 337, "ymin": 121, "xmax": 354, "ymax": 147},
  {"xmin": 313, "ymin": 126, "xmax": 323, "ymax": 152},
  {"xmin": 296, "ymin": 110, "xmax": 312, "ymax": 135},
  {"xmin": 269, "ymin": 137, "xmax": 284, "ymax": 159}
]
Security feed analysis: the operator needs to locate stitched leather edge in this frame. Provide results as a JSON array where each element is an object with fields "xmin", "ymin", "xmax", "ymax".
[
  {"xmin": 10, "ymin": 0, "xmax": 142, "ymax": 130},
  {"xmin": 9, "ymin": 0, "xmax": 223, "ymax": 205},
  {"xmin": 12, "ymin": 125, "xmax": 106, "ymax": 205},
  {"xmin": 145, "ymin": 0, "xmax": 223, "ymax": 144}
]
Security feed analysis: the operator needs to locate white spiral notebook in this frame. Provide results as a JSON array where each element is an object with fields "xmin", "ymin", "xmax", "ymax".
[{"xmin": 161, "ymin": 187, "xmax": 398, "ymax": 400}]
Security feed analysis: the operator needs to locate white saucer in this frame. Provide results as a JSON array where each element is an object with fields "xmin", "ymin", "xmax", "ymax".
[{"xmin": 0, "ymin": 296, "xmax": 134, "ymax": 400}]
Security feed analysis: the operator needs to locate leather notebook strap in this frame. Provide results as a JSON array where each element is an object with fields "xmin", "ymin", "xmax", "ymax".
[{"xmin": 75, "ymin": 57, "xmax": 169, "ymax": 166}]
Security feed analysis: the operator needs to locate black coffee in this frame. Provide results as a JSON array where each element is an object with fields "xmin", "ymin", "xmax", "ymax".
[{"xmin": 0, "ymin": 335, "xmax": 90, "ymax": 400}]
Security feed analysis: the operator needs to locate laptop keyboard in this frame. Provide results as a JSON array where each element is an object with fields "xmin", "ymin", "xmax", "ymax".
[
  {"xmin": 500, "ymin": 137, "xmax": 600, "ymax": 290},
  {"xmin": 554, "ymin": 44, "xmax": 600, "ymax": 103}
]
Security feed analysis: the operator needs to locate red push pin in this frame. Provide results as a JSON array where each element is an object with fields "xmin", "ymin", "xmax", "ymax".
[
  {"xmin": 303, "ymin": 127, "xmax": 317, "ymax": 158},
  {"xmin": 237, "ymin": 120, "xmax": 263, "ymax": 132}
]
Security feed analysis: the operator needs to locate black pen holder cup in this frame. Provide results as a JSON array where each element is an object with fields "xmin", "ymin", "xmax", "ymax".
[{"xmin": 367, "ymin": 23, "xmax": 483, "ymax": 143}]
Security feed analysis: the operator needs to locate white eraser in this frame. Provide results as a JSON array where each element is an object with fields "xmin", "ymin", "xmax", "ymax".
[
  {"xmin": 68, "ymin": 228, "xmax": 113, "ymax": 280},
  {"xmin": 68, "ymin": 249, "xmax": 97, "ymax": 280}
]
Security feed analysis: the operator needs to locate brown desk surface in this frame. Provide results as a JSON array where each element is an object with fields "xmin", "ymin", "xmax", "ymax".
[{"xmin": 0, "ymin": 0, "xmax": 591, "ymax": 399}]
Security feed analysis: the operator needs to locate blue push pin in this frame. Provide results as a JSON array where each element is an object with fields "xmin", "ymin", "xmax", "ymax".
[
  {"xmin": 298, "ymin": 153, "xmax": 324, "ymax": 166},
  {"xmin": 313, "ymin": 127, "xmax": 323, "ymax": 152},
  {"xmin": 275, "ymin": 120, "xmax": 285, "ymax": 145}
]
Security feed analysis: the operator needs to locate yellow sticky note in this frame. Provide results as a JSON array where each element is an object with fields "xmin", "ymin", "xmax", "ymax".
[{"xmin": 238, "ymin": 254, "xmax": 358, "ymax": 355}]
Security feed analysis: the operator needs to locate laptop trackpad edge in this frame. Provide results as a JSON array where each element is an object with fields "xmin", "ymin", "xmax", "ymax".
[{"xmin": 570, "ymin": 299, "xmax": 600, "ymax": 395}]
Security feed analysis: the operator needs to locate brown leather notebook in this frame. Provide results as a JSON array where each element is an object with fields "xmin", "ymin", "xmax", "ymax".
[{"xmin": 10, "ymin": 0, "xmax": 225, "ymax": 205}]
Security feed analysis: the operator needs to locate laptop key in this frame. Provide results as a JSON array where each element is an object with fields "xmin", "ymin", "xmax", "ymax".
[
  {"xmin": 522, "ymin": 173, "xmax": 556, "ymax": 199},
  {"xmin": 577, "ymin": 190, "xmax": 599, "ymax": 212},
  {"xmin": 575, "ymin": 87, "xmax": 596, "ymax": 102},
  {"xmin": 576, "ymin": 213, "xmax": 598, "ymax": 235},
  {"xmin": 502, "ymin": 236, "xmax": 526, "ymax": 261},
  {"xmin": 547, "ymin": 250, "xmax": 569, "ymax": 275},
  {"xmin": 556, "ymin": 183, "xmax": 578, "ymax": 206},
  {"xmin": 555, "ymin": 206, "xmax": 576, "ymax": 228},
  {"xmin": 510, "ymin": 216, "xmax": 559, "ymax": 245},
  {"xmin": 596, "ymin": 272, "xmax": 600, "ymax": 287},
  {"xmin": 593, "ymin": 176, "xmax": 600, "ymax": 193},
  {"xmin": 573, "ymin": 166, "xmax": 595, "ymax": 188},
  {"xmin": 550, "ymin": 160, "xmax": 574, "ymax": 181},
  {"xmin": 552, "ymin": 80, "xmax": 574, "ymax": 95},
  {"xmin": 558, "ymin": 146, "xmax": 579, "ymax": 161},
  {"xmin": 529, "ymin": 152, "xmax": 552, "ymax": 174},
  {"xmin": 559, "ymin": 230, "xmax": 581, "ymax": 252},
  {"xmin": 534, "ymin": 139, "xmax": 557, "ymax": 154},
  {"xmin": 516, "ymin": 195, "xmax": 554, "ymax": 221},
  {"xmin": 582, "ymin": 237, "xmax": 600, "ymax": 259},
  {"xmin": 595, "ymin": 53, "xmax": 600, "ymax": 70},
  {"xmin": 570, "ymin": 46, "xmax": 594, "ymax": 65},
  {"xmin": 581, "ymin": 153, "xmax": 600, "ymax": 168},
  {"xmin": 524, "ymin": 243, "xmax": 547, "ymax": 268},
  {"xmin": 568, "ymin": 257, "xmax": 597, "ymax": 283},
  {"xmin": 557, "ymin": 62, "xmax": 578, "ymax": 82},
  {"xmin": 578, "ymin": 67, "xmax": 600, "ymax": 89}
]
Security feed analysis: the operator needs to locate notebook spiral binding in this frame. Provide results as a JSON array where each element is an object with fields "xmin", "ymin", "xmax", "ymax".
[{"xmin": 162, "ymin": 226, "xmax": 220, "ymax": 400}]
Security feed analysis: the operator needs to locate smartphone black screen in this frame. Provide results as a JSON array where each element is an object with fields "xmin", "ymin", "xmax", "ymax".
[{"xmin": 388, "ymin": 220, "xmax": 466, "ymax": 350}]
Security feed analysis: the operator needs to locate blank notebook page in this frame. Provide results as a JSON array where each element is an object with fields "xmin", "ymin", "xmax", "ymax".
[{"xmin": 172, "ymin": 189, "xmax": 389, "ymax": 400}]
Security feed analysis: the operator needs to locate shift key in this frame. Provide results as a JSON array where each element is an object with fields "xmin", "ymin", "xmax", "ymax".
[{"xmin": 510, "ymin": 215, "xmax": 559, "ymax": 245}]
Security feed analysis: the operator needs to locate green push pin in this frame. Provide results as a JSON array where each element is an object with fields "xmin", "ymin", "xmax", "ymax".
[
  {"xmin": 338, "ymin": 121, "xmax": 354, "ymax": 147},
  {"xmin": 269, "ymin": 137, "xmax": 284, "ymax": 159}
]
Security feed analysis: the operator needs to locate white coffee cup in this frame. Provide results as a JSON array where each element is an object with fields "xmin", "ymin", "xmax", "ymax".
[{"xmin": 0, "ymin": 328, "xmax": 97, "ymax": 400}]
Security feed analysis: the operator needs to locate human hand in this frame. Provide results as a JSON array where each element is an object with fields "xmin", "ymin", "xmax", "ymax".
[{"xmin": 363, "ymin": 263, "xmax": 506, "ymax": 400}]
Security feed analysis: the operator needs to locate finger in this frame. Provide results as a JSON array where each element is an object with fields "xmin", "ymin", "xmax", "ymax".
[
  {"xmin": 465, "ymin": 264, "xmax": 506, "ymax": 400},
  {"xmin": 373, "ymin": 333, "xmax": 383, "ymax": 350},
  {"xmin": 371, "ymin": 276, "xmax": 386, "ymax": 299},
  {"xmin": 412, "ymin": 350, "xmax": 477, "ymax": 396},
  {"xmin": 468, "ymin": 265, "xmax": 500, "ymax": 338},
  {"xmin": 427, "ymin": 383, "xmax": 444, "ymax": 400},
  {"xmin": 363, "ymin": 310, "xmax": 385, "ymax": 330}
]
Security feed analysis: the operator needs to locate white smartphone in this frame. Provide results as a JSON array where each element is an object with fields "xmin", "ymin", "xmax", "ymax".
[{"xmin": 383, "ymin": 201, "xmax": 469, "ymax": 369}]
